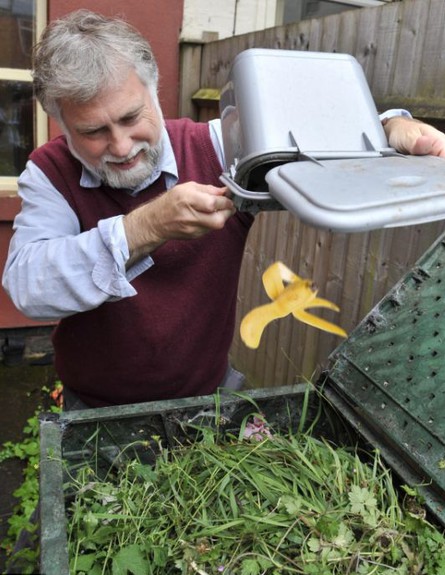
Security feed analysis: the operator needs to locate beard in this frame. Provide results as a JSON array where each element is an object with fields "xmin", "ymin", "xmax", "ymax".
[
  {"xmin": 99, "ymin": 140, "xmax": 163, "ymax": 188},
  {"xmin": 67, "ymin": 139, "xmax": 163, "ymax": 189}
]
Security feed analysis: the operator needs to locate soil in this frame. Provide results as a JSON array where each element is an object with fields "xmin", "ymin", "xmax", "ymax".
[{"xmin": 0, "ymin": 360, "xmax": 57, "ymax": 574}]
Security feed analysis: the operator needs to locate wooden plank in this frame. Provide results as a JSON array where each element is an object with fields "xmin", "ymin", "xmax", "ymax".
[
  {"xmin": 178, "ymin": 42, "xmax": 203, "ymax": 120},
  {"xmin": 337, "ymin": 9, "xmax": 359, "ymax": 55},
  {"xmin": 231, "ymin": 213, "xmax": 270, "ymax": 386},
  {"xmin": 307, "ymin": 15, "xmax": 324, "ymax": 51},
  {"xmin": 355, "ymin": 5, "xmax": 380, "ymax": 85},
  {"xmin": 319, "ymin": 13, "xmax": 342, "ymax": 53},
  {"xmin": 391, "ymin": 0, "xmax": 430, "ymax": 97},
  {"xmin": 368, "ymin": 2, "xmax": 402, "ymax": 98},
  {"xmin": 417, "ymin": 0, "xmax": 445, "ymax": 99}
]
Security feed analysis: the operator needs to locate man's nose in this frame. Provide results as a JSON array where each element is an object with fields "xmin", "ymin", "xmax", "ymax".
[{"xmin": 108, "ymin": 127, "xmax": 133, "ymax": 158}]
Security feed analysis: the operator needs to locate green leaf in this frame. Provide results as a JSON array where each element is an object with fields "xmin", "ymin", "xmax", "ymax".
[
  {"xmin": 307, "ymin": 536, "xmax": 321, "ymax": 552},
  {"xmin": 332, "ymin": 523, "xmax": 354, "ymax": 548},
  {"xmin": 112, "ymin": 544, "xmax": 146, "ymax": 575},
  {"xmin": 400, "ymin": 484, "xmax": 418, "ymax": 497},
  {"xmin": 241, "ymin": 558, "xmax": 261, "ymax": 575},
  {"xmin": 132, "ymin": 463, "xmax": 157, "ymax": 483},
  {"xmin": 348, "ymin": 485, "xmax": 377, "ymax": 515},
  {"xmin": 257, "ymin": 556, "xmax": 274, "ymax": 570},
  {"xmin": 316, "ymin": 515, "xmax": 339, "ymax": 539},
  {"xmin": 89, "ymin": 525, "xmax": 116, "ymax": 544},
  {"xmin": 152, "ymin": 545, "xmax": 168, "ymax": 567},
  {"xmin": 281, "ymin": 494, "xmax": 301, "ymax": 515},
  {"xmin": 90, "ymin": 565, "xmax": 103, "ymax": 575},
  {"xmin": 73, "ymin": 553, "xmax": 97, "ymax": 572}
]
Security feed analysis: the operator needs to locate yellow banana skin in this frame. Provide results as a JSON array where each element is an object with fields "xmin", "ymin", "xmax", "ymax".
[{"xmin": 240, "ymin": 261, "xmax": 347, "ymax": 349}]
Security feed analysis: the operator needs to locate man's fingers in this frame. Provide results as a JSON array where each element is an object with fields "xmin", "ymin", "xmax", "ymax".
[
  {"xmin": 411, "ymin": 135, "xmax": 445, "ymax": 158},
  {"xmin": 192, "ymin": 185, "xmax": 234, "ymax": 214},
  {"xmin": 411, "ymin": 135, "xmax": 435, "ymax": 156},
  {"xmin": 384, "ymin": 117, "xmax": 445, "ymax": 157},
  {"xmin": 203, "ymin": 185, "xmax": 229, "ymax": 196}
]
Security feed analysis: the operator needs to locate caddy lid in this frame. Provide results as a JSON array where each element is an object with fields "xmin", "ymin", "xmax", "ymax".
[{"xmin": 264, "ymin": 154, "xmax": 445, "ymax": 232}]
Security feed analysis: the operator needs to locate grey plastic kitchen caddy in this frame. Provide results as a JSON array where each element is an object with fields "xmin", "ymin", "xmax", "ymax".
[{"xmin": 219, "ymin": 49, "xmax": 445, "ymax": 232}]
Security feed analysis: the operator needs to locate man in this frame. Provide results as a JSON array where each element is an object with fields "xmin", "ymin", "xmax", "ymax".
[
  {"xmin": 3, "ymin": 10, "xmax": 252, "ymax": 410},
  {"xmin": 3, "ymin": 10, "xmax": 445, "ymax": 410}
]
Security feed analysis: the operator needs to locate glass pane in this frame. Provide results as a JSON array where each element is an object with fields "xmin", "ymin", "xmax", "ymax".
[
  {"xmin": 304, "ymin": 1, "xmax": 359, "ymax": 19},
  {"xmin": 283, "ymin": 0, "xmax": 359, "ymax": 24},
  {"xmin": 0, "ymin": 0, "xmax": 35, "ymax": 68},
  {"xmin": 0, "ymin": 80, "xmax": 34, "ymax": 176}
]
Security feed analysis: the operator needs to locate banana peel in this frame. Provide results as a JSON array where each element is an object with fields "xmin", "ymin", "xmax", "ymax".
[{"xmin": 240, "ymin": 261, "xmax": 347, "ymax": 349}]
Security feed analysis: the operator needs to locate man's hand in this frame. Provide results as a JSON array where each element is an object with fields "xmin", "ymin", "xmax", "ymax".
[
  {"xmin": 123, "ymin": 183, "xmax": 235, "ymax": 266},
  {"xmin": 384, "ymin": 116, "xmax": 445, "ymax": 158}
]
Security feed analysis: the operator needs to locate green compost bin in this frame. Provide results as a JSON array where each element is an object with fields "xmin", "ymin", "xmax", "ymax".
[
  {"xmin": 40, "ymin": 384, "xmax": 354, "ymax": 575},
  {"xmin": 39, "ymin": 231, "xmax": 445, "ymax": 575}
]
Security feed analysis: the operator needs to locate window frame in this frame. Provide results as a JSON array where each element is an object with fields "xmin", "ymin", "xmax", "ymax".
[
  {"xmin": 327, "ymin": 0, "xmax": 384, "ymax": 6},
  {"xmin": 0, "ymin": 1, "xmax": 47, "ymax": 195}
]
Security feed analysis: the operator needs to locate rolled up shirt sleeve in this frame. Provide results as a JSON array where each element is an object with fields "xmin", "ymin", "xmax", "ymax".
[
  {"xmin": 2, "ymin": 161, "xmax": 153, "ymax": 320},
  {"xmin": 95, "ymin": 216, "xmax": 153, "ymax": 293}
]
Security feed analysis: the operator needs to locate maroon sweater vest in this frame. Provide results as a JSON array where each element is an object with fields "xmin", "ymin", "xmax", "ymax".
[{"xmin": 30, "ymin": 119, "xmax": 253, "ymax": 406}]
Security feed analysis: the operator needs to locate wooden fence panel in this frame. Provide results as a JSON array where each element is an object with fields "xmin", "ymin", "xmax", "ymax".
[
  {"xmin": 192, "ymin": 0, "xmax": 445, "ymax": 388},
  {"xmin": 419, "ymin": 1, "xmax": 445, "ymax": 101},
  {"xmin": 391, "ymin": 0, "xmax": 429, "ymax": 97}
]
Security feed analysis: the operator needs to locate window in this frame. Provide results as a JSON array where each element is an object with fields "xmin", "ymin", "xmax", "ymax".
[
  {"xmin": 0, "ymin": 0, "xmax": 47, "ymax": 193},
  {"xmin": 279, "ymin": 0, "xmax": 386, "ymax": 24}
]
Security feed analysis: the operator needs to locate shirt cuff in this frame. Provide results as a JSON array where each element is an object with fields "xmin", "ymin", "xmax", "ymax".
[
  {"xmin": 379, "ymin": 109, "xmax": 412, "ymax": 123},
  {"xmin": 93, "ymin": 215, "xmax": 154, "ymax": 297}
]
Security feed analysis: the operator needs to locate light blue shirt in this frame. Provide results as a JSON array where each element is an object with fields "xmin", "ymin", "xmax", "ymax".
[{"xmin": 2, "ymin": 120, "xmax": 224, "ymax": 320}]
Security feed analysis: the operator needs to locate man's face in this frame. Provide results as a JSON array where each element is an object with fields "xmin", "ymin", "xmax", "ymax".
[{"xmin": 59, "ymin": 69, "xmax": 164, "ymax": 188}]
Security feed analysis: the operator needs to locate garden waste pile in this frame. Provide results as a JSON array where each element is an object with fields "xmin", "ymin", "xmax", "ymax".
[{"xmin": 65, "ymin": 411, "xmax": 445, "ymax": 575}]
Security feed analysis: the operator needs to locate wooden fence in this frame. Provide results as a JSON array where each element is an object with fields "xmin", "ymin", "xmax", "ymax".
[{"xmin": 179, "ymin": 0, "xmax": 445, "ymax": 388}]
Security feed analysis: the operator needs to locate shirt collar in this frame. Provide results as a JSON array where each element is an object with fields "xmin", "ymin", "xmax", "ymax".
[{"xmin": 79, "ymin": 126, "xmax": 178, "ymax": 194}]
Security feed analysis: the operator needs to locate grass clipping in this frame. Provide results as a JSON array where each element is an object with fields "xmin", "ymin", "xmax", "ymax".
[{"xmin": 66, "ymin": 415, "xmax": 445, "ymax": 575}]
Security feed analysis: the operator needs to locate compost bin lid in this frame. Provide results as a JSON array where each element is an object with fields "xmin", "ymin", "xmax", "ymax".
[
  {"xmin": 264, "ymin": 154, "xmax": 445, "ymax": 232},
  {"xmin": 322, "ymin": 230, "xmax": 445, "ymax": 525}
]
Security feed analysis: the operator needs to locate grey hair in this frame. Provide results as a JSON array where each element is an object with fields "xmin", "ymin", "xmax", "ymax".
[{"xmin": 33, "ymin": 10, "xmax": 159, "ymax": 120}]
